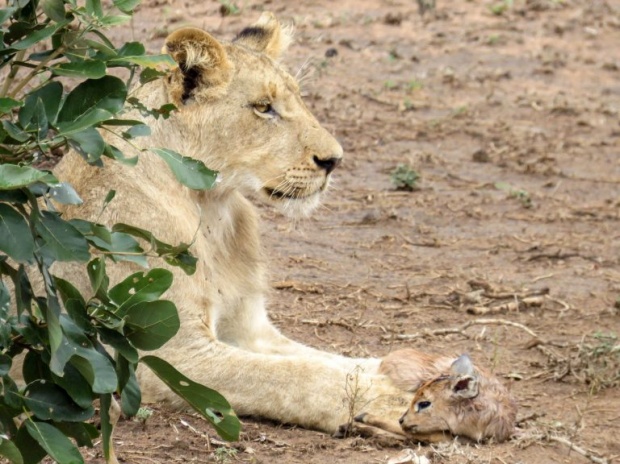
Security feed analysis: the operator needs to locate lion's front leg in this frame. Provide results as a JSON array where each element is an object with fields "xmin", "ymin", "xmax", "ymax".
[
  {"xmin": 214, "ymin": 293, "xmax": 381, "ymax": 372},
  {"xmin": 139, "ymin": 322, "xmax": 412, "ymax": 433}
]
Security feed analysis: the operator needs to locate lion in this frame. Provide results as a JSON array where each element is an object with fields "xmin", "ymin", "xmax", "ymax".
[{"xmin": 52, "ymin": 12, "xmax": 411, "ymax": 434}]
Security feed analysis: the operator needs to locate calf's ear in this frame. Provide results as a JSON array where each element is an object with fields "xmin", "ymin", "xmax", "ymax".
[
  {"xmin": 450, "ymin": 353, "xmax": 475, "ymax": 376},
  {"xmin": 164, "ymin": 27, "xmax": 232, "ymax": 104},
  {"xmin": 451, "ymin": 375, "xmax": 479, "ymax": 399}
]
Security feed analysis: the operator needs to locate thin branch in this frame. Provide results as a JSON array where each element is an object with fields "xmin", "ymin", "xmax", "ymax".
[
  {"xmin": 548, "ymin": 435, "xmax": 609, "ymax": 464},
  {"xmin": 0, "ymin": 50, "xmax": 26, "ymax": 97},
  {"xmin": 384, "ymin": 318, "xmax": 540, "ymax": 341}
]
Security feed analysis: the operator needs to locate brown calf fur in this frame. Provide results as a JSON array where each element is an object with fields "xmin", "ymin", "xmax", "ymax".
[{"xmin": 356, "ymin": 349, "xmax": 517, "ymax": 443}]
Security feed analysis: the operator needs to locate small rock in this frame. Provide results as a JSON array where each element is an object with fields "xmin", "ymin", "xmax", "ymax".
[
  {"xmin": 325, "ymin": 48, "xmax": 338, "ymax": 58},
  {"xmin": 472, "ymin": 148, "xmax": 491, "ymax": 163}
]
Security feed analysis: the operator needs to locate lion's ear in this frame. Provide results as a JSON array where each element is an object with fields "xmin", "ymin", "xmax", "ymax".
[
  {"xmin": 164, "ymin": 27, "xmax": 232, "ymax": 104},
  {"xmin": 233, "ymin": 12, "xmax": 293, "ymax": 60}
]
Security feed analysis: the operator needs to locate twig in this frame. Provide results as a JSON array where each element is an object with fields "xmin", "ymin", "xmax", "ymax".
[
  {"xmin": 467, "ymin": 296, "xmax": 544, "ymax": 315},
  {"xmin": 384, "ymin": 318, "xmax": 540, "ymax": 341},
  {"xmin": 549, "ymin": 435, "xmax": 609, "ymax": 464}
]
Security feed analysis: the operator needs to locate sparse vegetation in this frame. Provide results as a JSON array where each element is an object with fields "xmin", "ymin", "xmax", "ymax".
[
  {"xmin": 391, "ymin": 164, "xmax": 420, "ymax": 191},
  {"xmin": 218, "ymin": 0, "xmax": 241, "ymax": 16},
  {"xmin": 214, "ymin": 446, "xmax": 238, "ymax": 463},
  {"xmin": 384, "ymin": 79, "xmax": 397, "ymax": 90},
  {"xmin": 135, "ymin": 407, "xmax": 154, "ymax": 428},
  {"xmin": 489, "ymin": 0, "xmax": 513, "ymax": 15},
  {"xmin": 495, "ymin": 182, "xmax": 532, "ymax": 208},
  {"xmin": 575, "ymin": 332, "xmax": 620, "ymax": 392}
]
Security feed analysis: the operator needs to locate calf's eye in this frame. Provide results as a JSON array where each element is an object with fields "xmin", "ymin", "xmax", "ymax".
[{"xmin": 416, "ymin": 400, "xmax": 431, "ymax": 412}]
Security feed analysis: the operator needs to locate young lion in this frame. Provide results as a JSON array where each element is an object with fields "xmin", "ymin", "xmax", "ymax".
[{"xmin": 52, "ymin": 13, "xmax": 411, "ymax": 433}]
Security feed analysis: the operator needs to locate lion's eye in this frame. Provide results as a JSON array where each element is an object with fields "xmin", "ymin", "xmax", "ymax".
[
  {"xmin": 416, "ymin": 401, "xmax": 431, "ymax": 412},
  {"xmin": 252, "ymin": 102, "xmax": 277, "ymax": 118}
]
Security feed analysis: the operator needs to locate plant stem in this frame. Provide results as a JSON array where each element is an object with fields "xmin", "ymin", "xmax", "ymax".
[
  {"xmin": 0, "ymin": 50, "xmax": 26, "ymax": 97},
  {"xmin": 8, "ymin": 46, "xmax": 66, "ymax": 99}
]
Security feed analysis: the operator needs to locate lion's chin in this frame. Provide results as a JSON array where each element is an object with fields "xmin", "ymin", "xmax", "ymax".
[{"xmin": 262, "ymin": 187, "xmax": 322, "ymax": 218}]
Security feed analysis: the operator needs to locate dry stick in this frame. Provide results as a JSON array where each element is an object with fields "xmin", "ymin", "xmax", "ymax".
[
  {"xmin": 548, "ymin": 435, "xmax": 609, "ymax": 464},
  {"xmin": 385, "ymin": 318, "xmax": 540, "ymax": 341},
  {"xmin": 467, "ymin": 296, "xmax": 544, "ymax": 316}
]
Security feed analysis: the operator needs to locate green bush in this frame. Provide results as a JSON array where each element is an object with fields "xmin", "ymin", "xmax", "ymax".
[
  {"xmin": 390, "ymin": 164, "xmax": 420, "ymax": 191},
  {"xmin": 0, "ymin": 1, "xmax": 239, "ymax": 463}
]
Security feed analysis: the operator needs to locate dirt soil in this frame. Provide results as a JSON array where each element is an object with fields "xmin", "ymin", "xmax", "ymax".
[{"xmin": 81, "ymin": 0, "xmax": 620, "ymax": 463}]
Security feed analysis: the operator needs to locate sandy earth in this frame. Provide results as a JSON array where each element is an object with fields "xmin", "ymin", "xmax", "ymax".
[{"xmin": 74, "ymin": 0, "xmax": 620, "ymax": 462}]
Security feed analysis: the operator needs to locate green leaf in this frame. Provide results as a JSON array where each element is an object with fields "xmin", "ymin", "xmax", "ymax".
[
  {"xmin": 35, "ymin": 211, "xmax": 90, "ymax": 262},
  {"xmin": 0, "ymin": 279, "xmax": 9, "ymax": 317},
  {"xmin": 0, "ymin": 97, "xmax": 22, "ymax": 115},
  {"xmin": 85, "ymin": 0, "xmax": 103, "ymax": 17},
  {"xmin": 0, "ymin": 203, "xmax": 34, "ymax": 263},
  {"xmin": 117, "ymin": 357, "xmax": 140, "ymax": 416},
  {"xmin": 54, "ymin": 277, "xmax": 90, "ymax": 331},
  {"xmin": 110, "ymin": 54, "xmax": 175, "ymax": 69},
  {"xmin": 61, "ymin": 317, "xmax": 117, "ymax": 394},
  {"xmin": 18, "ymin": 97, "xmax": 48, "ymax": 139},
  {"xmin": 51, "ymin": 362, "xmax": 95, "ymax": 410},
  {"xmin": 57, "ymin": 75, "xmax": 127, "ymax": 124},
  {"xmin": 151, "ymin": 148, "xmax": 218, "ymax": 190},
  {"xmin": 112, "ymin": 223, "xmax": 197, "ymax": 275},
  {"xmin": 23, "ymin": 381, "xmax": 94, "ymax": 422},
  {"xmin": 103, "ymin": 144, "xmax": 138, "ymax": 166},
  {"xmin": 0, "ymin": 438, "xmax": 23, "ymax": 464},
  {"xmin": 0, "ymin": 354, "xmax": 11, "ymax": 376},
  {"xmin": 51, "ymin": 60, "xmax": 106, "ymax": 78},
  {"xmin": 57, "ymin": 108, "xmax": 113, "ymax": 136},
  {"xmin": 39, "ymin": 264, "xmax": 65, "ymax": 377},
  {"xmin": 1, "ymin": 121, "xmax": 30, "ymax": 143},
  {"xmin": 88, "ymin": 231, "xmax": 147, "ymax": 267},
  {"xmin": 0, "ymin": 165, "xmax": 56, "ymax": 189},
  {"xmin": 113, "ymin": 0, "xmax": 141, "ymax": 14},
  {"xmin": 67, "ymin": 127, "xmax": 105, "ymax": 162},
  {"xmin": 97, "ymin": 327, "xmax": 138, "ymax": 363},
  {"xmin": 2, "ymin": 375, "xmax": 21, "ymax": 409},
  {"xmin": 22, "ymin": 350, "xmax": 52, "ymax": 386},
  {"xmin": 13, "ymin": 424, "xmax": 47, "ymax": 464},
  {"xmin": 139, "ymin": 67, "xmax": 166, "ymax": 85},
  {"xmin": 0, "ymin": 8, "xmax": 18, "ymax": 25},
  {"xmin": 100, "ymin": 118, "xmax": 145, "ymax": 127},
  {"xmin": 125, "ymin": 300, "xmax": 180, "ymax": 350},
  {"xmin": 140, "ymin": 356, "xmax": 240, "ymax": 441},
  {"xmin": 122, "ymin": 123, "xmax": 150, "ymax": 139},
  {"xmin": 48, "ymin": 182, "xmax": 83, "ymax": 205},
  {"xmin": 12, "ymin": 20, "xmax": 70, "ymax": 50},
  {"xmin": 99, "ymin": 14, "xmax": 131, "ymax": 26},
  {"xmin": 108, "ymin": 268, "xmax": 173, "ymax": 314},
  {"xmin": 87, "ymin": 257, "xmax": 108, "ymax": 297},
  {"xmin": 53, "ymin": 422, "xmax": 98, "ymax": 448},
  {"xmin": 23, "ymin": 82, "xmax": 62, "ymax": 125},
  {"xmin": 85, "ymin": 38, "xmax": 117, "ymax": 58},
  {"xmin": 116, "ymin": 41, "xmax": 145, "ymax": 57},
  {"xmin": 41, "ymin": 0, "xmax": 66, "ymax": 22},
  {"xmin": 24, "ymin": 421, "xmax": 84, "ymax": 464}
]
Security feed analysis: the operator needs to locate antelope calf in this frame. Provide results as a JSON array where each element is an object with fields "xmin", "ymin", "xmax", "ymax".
[{"xmin": 356, "ymin": 349, "xmax": 517, "ymax": 443}]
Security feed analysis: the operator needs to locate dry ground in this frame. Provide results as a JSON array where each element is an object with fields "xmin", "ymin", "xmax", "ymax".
[{"xmin": 80, "ymin": 0, "xmax": 619, "ymax": 462}]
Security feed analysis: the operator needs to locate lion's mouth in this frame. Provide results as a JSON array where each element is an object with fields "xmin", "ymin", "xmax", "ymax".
[{"xmin": 264, "ymin": 187, "xmax": 319, "ymax": 200}]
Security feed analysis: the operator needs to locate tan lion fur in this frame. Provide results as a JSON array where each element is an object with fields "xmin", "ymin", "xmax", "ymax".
[{"xmin": 49, "ymin": 13, "xmax": 412, "ymax": 433}]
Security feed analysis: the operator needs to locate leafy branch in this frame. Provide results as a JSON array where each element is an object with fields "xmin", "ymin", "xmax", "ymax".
[{"xmin": 0, "ymin": 1, "xmax": 236, "ymax": 463}]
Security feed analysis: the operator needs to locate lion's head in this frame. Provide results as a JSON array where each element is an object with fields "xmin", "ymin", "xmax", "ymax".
[{"xmin": 156, "ymin": 13, "xmax": 343, "ymax": 216}]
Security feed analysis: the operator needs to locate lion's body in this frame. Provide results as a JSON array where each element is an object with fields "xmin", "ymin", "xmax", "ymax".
[{"xmin": 52, "ymin": 13, "xmax": 410, "ymax": 433}]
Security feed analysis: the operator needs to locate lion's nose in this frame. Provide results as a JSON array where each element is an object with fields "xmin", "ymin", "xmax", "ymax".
[
  {"xmin": 399, "ymin": 414, "xmax": 406, "ymax": 426},
  {"xmin": 313, "ymin": 155, "xmax": 341, "ymax": 174}
]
